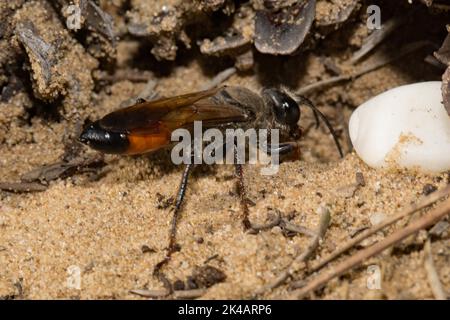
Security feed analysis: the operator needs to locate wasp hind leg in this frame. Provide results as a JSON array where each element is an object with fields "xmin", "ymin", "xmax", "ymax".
[
  {"xmin": 153, "ymin": 163, "xmax": 194, "ymax": 281},
  {"xmin": 233, "ymin": 144, "xmax": 252, "ymax": 230}
]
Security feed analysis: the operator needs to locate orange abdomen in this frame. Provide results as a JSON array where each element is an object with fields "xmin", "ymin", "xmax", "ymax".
[{"xmin": 125, "ymin": 132, "xmax": 171, "ymax": 154}]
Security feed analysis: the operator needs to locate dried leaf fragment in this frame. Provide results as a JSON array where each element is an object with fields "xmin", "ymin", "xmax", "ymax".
[
  {"xmin": 20, "ymin": 155, "xmax": 105, "ymax": 183},
  {"xmin": 191, "ymin": 265, "xmax": 226, "ymax": 288},
  {"xmin": 255, "ymin": 0, "xmax": 316, "ymax": 55},
  {"xmin": 16, "ymin": 21, "xmax": 55, "ymax": 85},
  {"xmin": 80, "ymin": 0, "xmax": 116, "ymax": 43}
]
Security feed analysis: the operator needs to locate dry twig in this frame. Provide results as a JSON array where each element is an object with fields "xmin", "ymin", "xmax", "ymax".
[
  {"xmin": 310, "ymin": 184, "xmax": 450, "ymax": 272},
  {"xmin": 350, "ymin": 16, "xmax": 405, "ymax": 64},
  {"xmin": 0, "ymin": 182, "xmax": 48, "ymax": 193},
  {"xmin": 130, "ymin": 287, "xmax": 207, "ymax": 299},
  {"xmin": 201, "ymin": 67, "xmax": 237, "ymax": 91},
  {"xmin": 297, "ymin": 41, "xmax": 435, "ymax": 95},
  {"xmin": 289, "ymin": 197, "xmax": 450, "ymax": 299},
  {"xmin": 254, "ymin": 206, "xmax": 331, "ymax": 296},
  {"xmin": 129, "ymin": 288, "xmax": 170, "ymax": 298},
  {"xmin": 280, "ymin": 219, "xmax": 316, "ymax": 237},
  {"xmin": 424, "ymin": 239, "xmax": 447, "ymax": 300}
]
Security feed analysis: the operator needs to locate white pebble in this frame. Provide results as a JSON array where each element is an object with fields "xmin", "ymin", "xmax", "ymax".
[
  {"xmin": 349, "ymin": 81, "xmax": 450, "ymax": 173},
  {"xmin": 374, "ymin": 181, "xmax": 382, "ymax": 194},
  {"xmin": 369, "ymin": 212, "xmax": 386, "ymax": 226}
]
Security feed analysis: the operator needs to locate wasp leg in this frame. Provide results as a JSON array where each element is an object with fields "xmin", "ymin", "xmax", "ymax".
[
  {"xmin": 135, "ymin": 97, "xmax": 146, "ymax": 104},
  {"xmin": 266, "ymin": 142, "xmax": 299, "ymax": 155},
  {"xmin": 234, "ymin": 145, "xmax": 252, "ymax": 230},
  {"xmin": 153, "ymin": 163, "xmax": 194, "ymax": 278},
  {"xmin": 265, "ymin": 141, "xmax": 302, "ymax": 161}
]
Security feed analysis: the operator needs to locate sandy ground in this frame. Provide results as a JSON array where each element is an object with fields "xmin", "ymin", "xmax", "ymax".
[
  {"xmin": 1, "ymin": 142, "xmax": 449, "ymax": 299},
  {"xmin": 1, "ymin": 63, "xmax": 449, "ymax": 299},
  {"xmin": 1, "ymin": 1, "xmax": 449, "ymax": 299}
]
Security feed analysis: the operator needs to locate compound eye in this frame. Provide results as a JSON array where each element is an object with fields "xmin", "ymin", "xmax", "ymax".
[
  {"xmin": 266, "ymin": 89, "xmax": 300, "ymax": 126},
  {"xmin": 280, "ymin": 97, "xmax": 300, "ymax": 125}
]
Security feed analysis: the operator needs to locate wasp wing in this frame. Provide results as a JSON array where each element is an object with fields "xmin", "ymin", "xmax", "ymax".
[
  {"xmin": 99, "ymin": 87, "xmax": 247, "ymax": 135},
  {"xmin": 99, "ymin": 87, "xmax": 220, "ymax": 132},
  {"xmin": 160, "ymin": 100, "xmax": 247, "ymax": 130}
]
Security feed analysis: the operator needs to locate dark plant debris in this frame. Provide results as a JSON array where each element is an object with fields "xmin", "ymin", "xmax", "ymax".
[
  {"xmin": 254, "ymin": 0, "xmax": 316, "ymax": 55},
  {"xmin": 190, "ymin": 265, "xmax": 227, "ymax": 289},
  {"xmin": 0, "ymin": 154, "xmax": 105, "ymax": 193},
  {"xmin": 20, "ymin": 155, "xmax": 105, "ymax": 183},
  {"xmin": 434, "ymin": 31, "xmax": 450, "ymax": 115}
]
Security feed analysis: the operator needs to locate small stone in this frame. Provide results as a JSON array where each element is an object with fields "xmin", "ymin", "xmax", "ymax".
[
  {"xmin": 355, "ymin": 172, "xmax": 366, "ymax": 186},
  {"xmin": 429, "ymin": 221, "xmax": 449, "ymax": 237},
  {"xmin": 271, "ymin": 226, "xmax": 282, "ymax": 235},
  {"xmin": 191, "ymin": 266, "xmax": 226, "ymax": 288},
  {"xmin": 416, "ymin": 230, "xmax": 428, "ymax": 243},
  {"xmin": 196, "ymin": 237, "xmax": 204, "ymax": 244},
  {"xmin": 141, "ymin": 245, "xmax": 155, "ymax": 254},
  {"xmin": 369, "ymin": 212, "xmax": 387, "ymax": 226},
  {"xmin": 336, "ymin": 183, "xmax": 358, "ymax": 198},
  {"xmin": 186, "ymin": 276, "xmax": 198, "ymax": 290},
  {"xmin": 374, "ymin": 181, "xmax": 382, "ymax": 194},
  {"xmin": 422, "ymin": 184, "xmax": 437, "ymax": 195},
  {"xmin": 173, "ymin": 280, "xmax": 185, "ymax": 291}
]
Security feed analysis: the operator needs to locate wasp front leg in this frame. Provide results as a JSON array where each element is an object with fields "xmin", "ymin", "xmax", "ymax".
[{"xmin": 266, "ymin": 141, "xmax": 302, "ymax": 160}]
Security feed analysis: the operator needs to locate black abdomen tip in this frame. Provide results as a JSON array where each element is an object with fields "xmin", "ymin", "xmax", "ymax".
[{"xmin": 79, "ymin": 121, "xmax": 129, "ymax": 154}]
